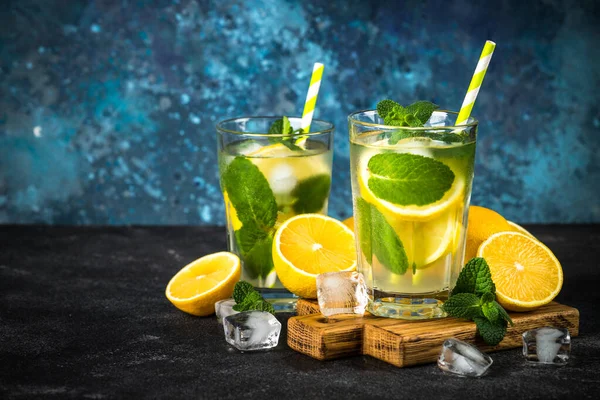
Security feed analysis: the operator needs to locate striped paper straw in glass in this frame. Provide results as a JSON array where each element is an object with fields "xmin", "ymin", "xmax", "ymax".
[
  {"xmin": 301, "ymin": 63, "xmax": 325, "ymax": 133},
  {"xmin": 456, "ymin": 41, "xmax": 496, "ymax": 126}
]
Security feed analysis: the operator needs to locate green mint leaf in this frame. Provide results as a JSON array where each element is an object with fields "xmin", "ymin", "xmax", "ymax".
[
  {"xmin": 474, "ymin": 317, "xmax": 507, "ymax": 346},
  {"xmin": 291, "ymin": 174, "xmax": 331, "ymax": 214},
  {"xmin": 232, "ymin": 291, "xmax": 263, "ymax": 311},
  {"xmin": 268, "ymin": 117, "xmax": 294, "ymax": 135},
  {"xmin": 404, "ymin": 114, "xmax": 422, "ymax": 127},
  {"xmin": 405, "ymin": 101, "xmax": 439, "ymax": 124},
  {"xmin": 494, "ymin": 301, "xmax": 514, "ymax": 326},
  {"xmin": 481, "ymin": 291, "xmax": 495, "ymax": 304},
  {"xmin": 482, "ymin": 300, "xmax": 500, "ymax": 323},
  {"xmin": 232, "ymin": 281, "xmax": 256, "ymax": 304},
  {"xmin": 377, "ymin": 99, "xmax": 400, "ymax": 118},
  {"xmin": 234, "ymin": 223, "xmax": 269, "ymax": 254},
  {"xmin": 268, "ymin": 117, "xmax": 303, "ymax": 150},
  {"xmin": 252, "ymin": 300, "xmax": 276, "ymax": 314},
  {"xmin": 239, "ymin": 232, "xmax": 274, "ymax": 279},
  {"xmin": 367, "ymin": 153, "xmax": 455, "ymax": 206},
  {"xmin": 384, "ymin": 105, "xmax": 409, "ymax": 126},
  {"xmin": 222, "ymin": 157, "xmax": 278, "ymax": 230},
  {"xmin": 356, "ymin": 198, "xmax": 409, "ymax": 275},
  {"xmin": 442, "ymin": 293, "xmax": 484, "ymax": 319},
  {"xmin": 452, "ymin": 257, "xmax": 496, "ymax": 296}
]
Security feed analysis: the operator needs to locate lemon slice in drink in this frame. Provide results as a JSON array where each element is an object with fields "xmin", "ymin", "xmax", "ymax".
[{"xmin": 357, "ymin": 149, "xmax": 465, "ymax": 222}]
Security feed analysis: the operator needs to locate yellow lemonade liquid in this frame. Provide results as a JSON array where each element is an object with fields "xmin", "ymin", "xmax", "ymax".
[
  {"xmin": 219, "ymin": 140, "xmax": 332, "ymax": 289},
  {"xmin": 350, "ymin": 132, "xmax": 475, "ymax": 318}
]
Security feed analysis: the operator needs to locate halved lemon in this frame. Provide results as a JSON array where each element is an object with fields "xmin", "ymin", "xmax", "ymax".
[
  {"xmin": 507, "ymin": 220, "xmax": 535, "ymax": 239},
  {"xmin": 464, "ymin": 205, "xmax": 511, "ymax": 262},
  {"xmin": 165, "ymin": 252, "xmax": 241, "ymax": 316},
  {"xmin": 477, "ymin": 232, "xmax": 563, "ymax": 312},
  {"xmin": 342, "ymin": 216, "xmax": 355, "ymax": 232},
  {"xmin": 273, "ymin": 214, "xmax": 357, "ymax": 298},
  {"xmin": 357, "ymin": 152, "xmax": 465, "ymax": 222}
]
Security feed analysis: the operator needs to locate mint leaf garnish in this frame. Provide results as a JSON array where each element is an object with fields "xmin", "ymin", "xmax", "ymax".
[
  {"xmin": 233, "ymin": 281, "xmax": 255, "ymax": 304},
  {"xmin": 405, "ymin": 101, "xmax": 439, "ymax": 124},
  {"xmin": 223, "ymin": 157, "xmax": 278, "ymax": 279},
  {"xmin": 231, "ymin": 281, "xmax": 276, "ymax": 314},
  {"xmin": 452, "ymin": 257, "xmax": 496, "ymax": 296},
  {"xmin": 376, "ymin": 99, "xmax": 400, "ymax": 118},
  {"xmin": 356, "ymin": 198, "xmax": 408, "ymax": 275},
  {"xmin": 443, "ymin": 257, "xmax": 512, "ymax": 346},
  {"xmin": 268, "ymin": 116, "xmax": 303, "ymax": 150},
  {"xmin": 291, "ymin": 174, "xmax": 331, "ymax": 214},
  {"xmin": 367, "ymin": 153, "xmax": 455, "ymax": 206},
  {"xmin": 376, "ymin": 100, "xmax": 438, "ymax": 127},
  {"xmin": 474, "ymin": 317, "xmax": 507, "ymax": 346},
  {"xmin": 442, "ymin": 293, "xmax": 484, "ymax": 319}
]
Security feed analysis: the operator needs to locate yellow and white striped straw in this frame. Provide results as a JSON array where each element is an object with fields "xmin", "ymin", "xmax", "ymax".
[
  {"xmin": 456, "ymin": 40, "xmax": 496, "ymax": 126},
  {"xmin": 301, "ymin": 62, "xmax": 325, "ymax": 133}
]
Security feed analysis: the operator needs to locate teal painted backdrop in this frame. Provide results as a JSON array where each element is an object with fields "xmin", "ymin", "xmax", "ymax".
[{"xmin": 1, "ymin": 0, "xmax": 599, "ymax": 224}]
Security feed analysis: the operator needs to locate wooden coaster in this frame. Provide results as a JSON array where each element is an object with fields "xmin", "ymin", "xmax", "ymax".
[{"xmin": 287, "ymin": 300, "xmax": 580, "ymax": 368}]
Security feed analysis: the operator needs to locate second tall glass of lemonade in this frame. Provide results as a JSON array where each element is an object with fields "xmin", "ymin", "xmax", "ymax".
[
  {"xmin": 217, "ymin": 117, "xmax": 334, "ymax": 308},
  {"xmin": 348, "ymin": 109, "xmax": 477, "ymax": 319}
]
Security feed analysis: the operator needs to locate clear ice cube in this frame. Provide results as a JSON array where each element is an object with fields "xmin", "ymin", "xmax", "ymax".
[
  {"xmin": 215, "ymin": 298, "xmax": 238, "ymax": 324},
  {"xmin": 438, "ymin": 338, "xmax": 493, "ymax": 377},
  {"xmin": 317, "ymin": 271, "xmax": 368, "ymax": 317},
  {"xmin": 223, "ymin": 311, "xmax": 281, "ymax": 351},
  {"xmin": 522, "ymin": 327, "xmax": 570, "ymax": 365}
]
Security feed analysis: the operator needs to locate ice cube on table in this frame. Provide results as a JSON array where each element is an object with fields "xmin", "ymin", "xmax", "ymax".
[
  {"xmin": 317, "ymin": 271, "xmax": 368, "ymax": 317},
  {"xmin": 522, "ymin": 327, "xmax": 570, "ymax": 365},
  {"xmin": 438, "ymin": 338, "xmax": 493, "ymax": 377},
  {"xmin": 215, "ymin": 298, "xmax": 238, "ymax": 324},
  {"xmin": 223, "ymin": 311, "xmax": 281, "ymax": 351}
]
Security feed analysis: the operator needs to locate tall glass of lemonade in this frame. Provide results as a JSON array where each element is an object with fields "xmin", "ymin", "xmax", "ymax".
[
  {"xmin": 217, "ymin": 117, "xmax": 334, "ymax": 309},
  {"xmin": 348, "ymin": 109, "xmax": 477, "ymax": 319}
]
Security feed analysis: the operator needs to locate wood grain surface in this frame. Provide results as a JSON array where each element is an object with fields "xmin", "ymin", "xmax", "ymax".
[{"xmin": 288, "ymin": 300, "xmax": 579, "ymax": 367}]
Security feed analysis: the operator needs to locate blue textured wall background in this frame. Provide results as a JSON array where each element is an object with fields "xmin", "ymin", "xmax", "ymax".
[{"xmin": 1, "ymin": 0, "xmax": 599, "ymax": 225}]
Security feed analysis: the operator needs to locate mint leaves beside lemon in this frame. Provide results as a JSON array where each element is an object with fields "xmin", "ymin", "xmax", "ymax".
[
  {"xmin": 443, "ymin": 257, "xmax": 513, "ymax": 346},
  {"xmin": 367, "ymin": 153, "xmax": 455, "ymax": 207},
  {"xmin": 232, "ymin": 281, "xmax": 276, "ymax": 314},
  {"xmin": 356, "ymin": 198, "xmax": 409, "ymax": 275}
]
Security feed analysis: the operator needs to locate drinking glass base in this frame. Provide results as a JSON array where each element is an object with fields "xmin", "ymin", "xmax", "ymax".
[
  {"xmin": 368, "ymin": 290, "xmax": 449, "ymax": 319},
  {"xmin": 258, "ymin": 288, "xmax": 298, "ymax": 313}
]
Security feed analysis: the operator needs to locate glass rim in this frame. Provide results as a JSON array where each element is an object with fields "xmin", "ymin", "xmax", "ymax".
[
  {"xmin": 216, "ymin": 116, "xmax": 335, "ymax": 138},
  {"xmin": 347, "ymin": 109, "xmax": 478, "ymax": 130}
]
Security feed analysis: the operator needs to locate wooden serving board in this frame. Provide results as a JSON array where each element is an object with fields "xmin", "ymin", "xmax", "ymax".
[{"xmin": 288, "ymin": 299, "xmax": 579, "ymax": 368}]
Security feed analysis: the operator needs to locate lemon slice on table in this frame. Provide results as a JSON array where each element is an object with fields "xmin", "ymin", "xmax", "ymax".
[
  {"xmin": 464, "ymin": 205, "xmax": 511, "ymax": 262},
  {"xmin": 477, "ymin": 232, "xmax": 563, "ymax": 312},
  {"xmin": 272, "ymin": 214, "xmax": 356, "ymax": 298},
  {"xmin": 357, "ymin": 151, "xmax": 465, "ymax": 222},
  {"xmin": 165, "ymin": 252, "xmax": 241, "ymax": 316}
]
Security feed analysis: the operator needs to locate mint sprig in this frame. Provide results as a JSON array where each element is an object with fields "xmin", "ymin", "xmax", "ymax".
[
  {"xmin": 442, "ymin": 257, "xmax": 514, "ymax": 346},
  {"xmin": 376, "ymin": 99, "xmax": 469, "ymax": 144},
  {"xmin": 231, "ymin": 281, "xmax": 276, "ymax": 314},
  {"xmin": 377, "ymin": 99, "xmax": 438, "ymax": 127},
  {"xmin": 268, "ymin": 116, "xmax": 303, "ymax": 150}
]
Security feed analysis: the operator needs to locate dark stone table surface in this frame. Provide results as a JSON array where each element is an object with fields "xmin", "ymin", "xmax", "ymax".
[{"xmin": 1, "ymin": 225, "xmax": 599, "ymax": 399}]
